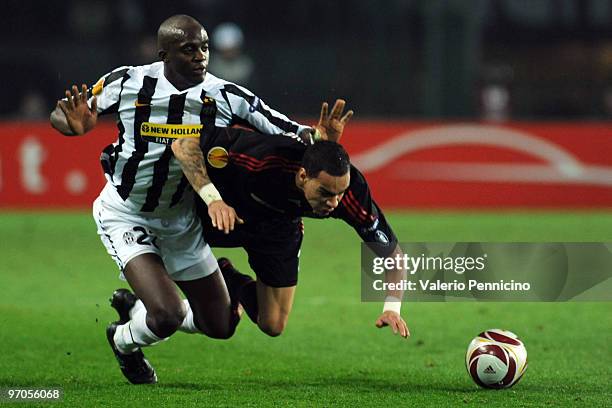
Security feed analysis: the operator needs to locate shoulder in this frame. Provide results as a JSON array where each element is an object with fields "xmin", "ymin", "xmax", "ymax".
[
  {"xmin": 203, "ymin": 73, "xmax": 229, "ymax": 90},
  {"xmin": 92, "ymin": 65, "xmax": 134, "ymax": 96},
  {"xmin": 205, "ymin": 73, "xmax": 253, "ymax": 96},
  {"xmin": 347, "ymin": 164, "xmax": 371, "ymax": 197},
  {"xmin": 128, "ymin": 62, "xmax": 163, "ymax": 79}
]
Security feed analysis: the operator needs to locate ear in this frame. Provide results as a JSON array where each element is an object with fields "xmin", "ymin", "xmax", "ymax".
[
  {"xmin": 296, "ymin": 168, "xmax": 308, "ymax": 187},
  {"xmin": 158, "ymin": 50, "xmax": 167, "ymax": 62}
]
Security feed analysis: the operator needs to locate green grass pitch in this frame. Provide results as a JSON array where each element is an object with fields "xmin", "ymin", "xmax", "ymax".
[{"xmin": 0, "ymin": 211, "xmax": 610, "ymax": 407}]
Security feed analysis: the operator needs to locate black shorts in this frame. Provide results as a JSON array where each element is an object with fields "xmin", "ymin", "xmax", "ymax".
[{"xmin": 200, "ymin": 213, "xmax": 303, "ymax": 288}]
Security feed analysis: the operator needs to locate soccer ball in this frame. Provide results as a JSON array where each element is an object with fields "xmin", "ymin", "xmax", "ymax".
[{"xmin": 465, "ymin": 329, "xmax": 528, "ymax": 389}]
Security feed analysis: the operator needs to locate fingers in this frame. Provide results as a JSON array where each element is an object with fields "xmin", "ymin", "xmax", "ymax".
[
  {"xmin": 376, "ymin": 314, "xmax": 410, "ymax": 338},
  {"xmin": 209, "ymin": 208, "xmax": 218, "ymax": 228},
  {"xmin": 400, "ymin": 320, "xmax": 410, "ymax": 338},
  {"xmin": 63, "ymin": 84, "xmax": 90, "ymax": 110},
  {"xmin": 375, "ymin": 318, "xmax": 386, "ymax": 328},
  {"xmin": 81, "ymin": 84, "xmax": 88, "ymax": 103},
  {"xmin": 209, "ymin": 203, "xmax": 242, "ymax": 234},
  {"xmin": 222, "ymin": 209, "xmax": 231, "ymax": 234},
  {"xmin": 330, "ymin": 99, "xmax": 346, "ymax": 120},
  {"xmin": 57, "ymin": 100, "xmax": 69, "ymax": 116},
  {"xmin": 389, "ymin": 318, "xmax": 399, "ymax": 335},
  {"xmin": 390, "ymin": 316, "xmax": 410, "ymax": 338},
  {"xmin": 91, "ymin": 95, "xmax": 98, "ymax": 112},
  {"xmin": 65, "ymin": 90, "xmax": 75, "ymax": 109},
  {"xmin": 71, "ymin": 85, "xmax": 80, "ymax": 106},
  {"xmin": 318, "ymin": 102, "xmax": 328, "ymax": 124},
  {"xmin": 341, "ymin": 109, "xmax": 353, "ymax": 125}
]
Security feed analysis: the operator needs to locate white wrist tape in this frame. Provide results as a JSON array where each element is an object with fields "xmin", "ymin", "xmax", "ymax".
[
  {"xmin": 383, "ymin": 296, "xmax": 402, "ymax": 315},
  {"xmin": 198, "ymin": 183, "xmax": 222, "ymax": 205}
]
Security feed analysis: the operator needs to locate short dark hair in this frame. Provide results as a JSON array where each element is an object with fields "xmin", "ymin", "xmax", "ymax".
[{"xmin": 302, "ymin": 141, "xmax": 350, "ymax": 177}]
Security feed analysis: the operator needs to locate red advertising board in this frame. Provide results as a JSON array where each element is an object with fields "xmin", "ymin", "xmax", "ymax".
[{"xmin": 0, "ymin": 121, "xmax": 611, "ymax": 209}]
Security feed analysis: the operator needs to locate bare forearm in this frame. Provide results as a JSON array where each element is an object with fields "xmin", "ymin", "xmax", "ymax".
[
  {"xmin": 171, "ymin": 138, "xmax": 211, "ymax": 191},
  {"xmin": 384, "ymin": 244, "xmax": 407, "ymax": 301}
]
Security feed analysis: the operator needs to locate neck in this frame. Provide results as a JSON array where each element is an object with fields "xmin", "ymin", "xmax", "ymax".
[{"xmin": 163, "ymin": 67, "xmax": 199, "ymax": 91}]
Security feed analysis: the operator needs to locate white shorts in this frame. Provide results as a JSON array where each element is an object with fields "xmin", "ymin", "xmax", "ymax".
[{"xmin": 92, "ymin": 191, "xmax": 218, "ymax": 281}]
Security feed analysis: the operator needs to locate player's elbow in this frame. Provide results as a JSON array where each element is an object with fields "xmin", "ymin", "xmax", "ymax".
[
  {"xmin": 171, "ymin": 138, "xmax": 198, "ymax": 162},
  {"xmin": 171, "ymin": 138, "xmax": 186, "ymax": 159}
]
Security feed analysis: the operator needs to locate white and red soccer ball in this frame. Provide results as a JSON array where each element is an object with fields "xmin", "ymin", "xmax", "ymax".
[{"xmin": 465, "ymin": 329, "xmax": 528, "ymax": 389}]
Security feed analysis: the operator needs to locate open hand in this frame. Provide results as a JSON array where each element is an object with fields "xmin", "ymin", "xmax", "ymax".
[
  {"xmin": 314, "ymin": 99, "xmax": 353, "ymax": 143},
  {"xmin": 208, "ymin": 200, "xmax": 244, "ymax": 234},
  {"xmin": 57, "ymin": 84, "xmax": 98, "ymax": 135},
  {"xmin": 375, "ymin": 311, "xmax": 410, "ymax": 338}
]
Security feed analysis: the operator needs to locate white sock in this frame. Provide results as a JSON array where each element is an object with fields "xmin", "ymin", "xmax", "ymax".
[
  {"xmin": 129, "ymin": 299, "xmax": 145, "ymax": 320},
  {"xmin": 113, "ymin": 305, "xmax": 165, "ymax": 354},
  {"xmin": 179, "ymin": 299, "xmax": 201, "ymax": 334}
]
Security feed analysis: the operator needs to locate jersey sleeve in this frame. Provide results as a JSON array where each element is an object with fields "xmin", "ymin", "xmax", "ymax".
[
  {"xmin": 220, "ymin": 83, "xmax": 310, "ymax": 136},
  {"xmin": 87, "ymin": 66, "xmax": 131, "ymax": 116},
  {"xmin": 332, "ymin": 165, "xmax": 398, "ymax": 257}
]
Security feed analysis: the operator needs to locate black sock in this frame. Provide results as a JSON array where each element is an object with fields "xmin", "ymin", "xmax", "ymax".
[{"xmin": 238, "ymin": 280, "xmax": 259, "ymax": 324}]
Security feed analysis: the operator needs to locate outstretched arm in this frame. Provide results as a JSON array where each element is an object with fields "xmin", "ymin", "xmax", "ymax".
[
  {"xmin": 171, "ymin": 137, "xmax": 243, "ymax": 234},
  {"xmin": 332, "ymin": 166, "xmax": 409, "ymax": 339},
  {"xmin": 50, "ymin": 84, "xmax": 98, "ymax": 136},
  {"xmin": 374, "ymin": 243, "xmax": 409, "ymax": 338}
]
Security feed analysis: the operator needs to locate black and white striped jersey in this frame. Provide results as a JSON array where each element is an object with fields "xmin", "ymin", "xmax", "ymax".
[{"xmin": 92, "ymin": 61, "xmax": 308, "ymax": 214}]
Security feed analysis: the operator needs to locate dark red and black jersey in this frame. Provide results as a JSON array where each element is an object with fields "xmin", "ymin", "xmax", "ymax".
[{"xmin": 198, "ymin": 127, "xmax": 398, "ymax": 257}]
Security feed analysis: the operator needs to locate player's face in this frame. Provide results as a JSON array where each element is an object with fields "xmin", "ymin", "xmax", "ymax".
[
  {"xmin": 163, "ymin": 27, "xmax": 209, "ymax": 88},
  {"xmin": 302, "ymin": 170, "xmax": 350, "ymax": 216}
]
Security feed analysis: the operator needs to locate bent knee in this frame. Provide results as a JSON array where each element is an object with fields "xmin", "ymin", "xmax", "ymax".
[
  {"xmin": 148, "ymin": 305, "xmax": 186, "ymax": 335},
  {"xmin": 258, "ymin": 317, "xmax": 287, "ymax": 337},
  {"xmin": 198, "ymin": 319, "xmax": 237, "ymax": 340}
]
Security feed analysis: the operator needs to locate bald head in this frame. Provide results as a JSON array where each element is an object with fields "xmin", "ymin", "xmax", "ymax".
[
  {"xmin": 156, "ymin": 14, "xmax": 209, "ymax": 90},
  {"xmin": 157, "ymin": 14, "xmax": 205, "ymax": 51}
]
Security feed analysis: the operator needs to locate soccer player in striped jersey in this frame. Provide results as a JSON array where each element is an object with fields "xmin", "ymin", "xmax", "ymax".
[
  {"xmin": 50, "ymin": 14, "xmax": 320, "ymax": 384},
  {"xmin": 172, "ymin": 100, "xmax": 410, "ymax": 340}
]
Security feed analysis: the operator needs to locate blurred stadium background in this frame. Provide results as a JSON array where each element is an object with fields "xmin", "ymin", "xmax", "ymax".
[
  {"xmin": 1, "ymin": 0, "xmax": 611, "ymax": 209},
  {"xmin": 2, "ymin": 0, "xmax": 612, "ymax": 119},
  {"xmin": 0, "ymin": 1, "xmax": 611, "ymax": 406}
]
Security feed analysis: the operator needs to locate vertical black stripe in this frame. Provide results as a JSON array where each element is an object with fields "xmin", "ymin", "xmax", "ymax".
[
  {"xmin": 169, "ymin": 91, "xmax": 216, "ymax": 207},
  {"xmin": 99, "ymin": 70, "xmax": 131, "ymax": 115},
  {"xmin": 116, "ymin": 75, "xmax": 157, "ymax": 200},
  {"xmin": 109, "ymin": 72, "xmax": 131, "ymax": 172},
  {"xmin": 199, "ymin": 89, "xmax": 218, "ymax": 139},
  {"xmin": 170, "ymin": 176, "xmax": 190, "ymax": 208},
  {"xmin": 111, "ymin": 119, "xmax": 126, "ymax": 176},
  {"xmin": 167, "ymin": 93, "xmax": 186, "ymax": 125},
  {"xmin": 99, "ymin": 72, "xmax": 130, "ymax": 179},
  {"xmin": 140, "ymin": 93, "xmax": 187, "ymax": 212}
]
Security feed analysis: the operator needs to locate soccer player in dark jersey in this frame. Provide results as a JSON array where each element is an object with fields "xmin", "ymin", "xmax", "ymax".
[{"xmin": 172, "ymin": 101, "xmax": 410, "ymax": 339}]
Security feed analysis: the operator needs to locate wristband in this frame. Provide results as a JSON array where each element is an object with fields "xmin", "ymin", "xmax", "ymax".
[
  {"xmin": 383, "ymin": 295, "xmax": 402, "ymax": 315},
  {"xmin": 312, "ymin": 128, "xmax": 322, "ymax": 142},
  {"xmin": 198, "ymin": 183, "xmax": 222, "ymax": 205}
]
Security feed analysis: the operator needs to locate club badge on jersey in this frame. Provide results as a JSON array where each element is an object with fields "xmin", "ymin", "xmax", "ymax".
[{"xmin": 206, "ymin": 146, "xmax": 229, "ymax": 168}]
